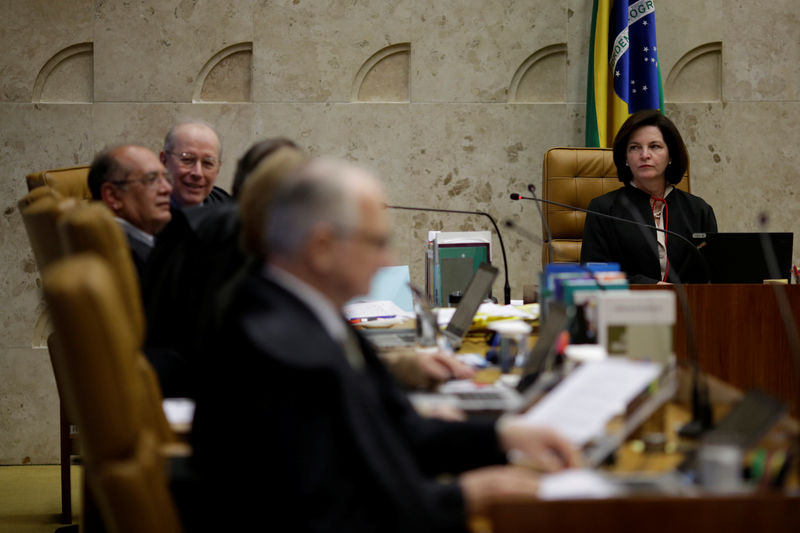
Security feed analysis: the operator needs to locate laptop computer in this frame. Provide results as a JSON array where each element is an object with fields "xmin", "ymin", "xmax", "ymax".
[
  {"xmin": 364, "ymin": 263, "xmax": 499, "ymax": 349},
  {"xmin": 691, "ymin": 232, "xmax": 793, "ymax": 283},
  {"xmin": 675, "ymin": 388, "xmax": 787, "ymax": 482},
  {"xmin": 411, "ymin": 303, "xmax": 570, "ymax": 414}
]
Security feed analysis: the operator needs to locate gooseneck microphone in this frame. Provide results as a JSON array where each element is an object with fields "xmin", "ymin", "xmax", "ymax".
[
  {"xmin": 526, "ymin": 184, "xmax": 555, "ymax": 262},
  {"xmin": 509, "ymin": 189, "xmax": 711, "ymax": 283},
  {"xmin": 384, "ymin": 204, "xmax": 511, "ymax": 305},
  {"xmin": 615, "ymin": 194, "xmax": 713, "ymax": 437}
]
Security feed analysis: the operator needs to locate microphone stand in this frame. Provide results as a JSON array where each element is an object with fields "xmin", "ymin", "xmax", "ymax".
[
  {"xmin": 757, "ymin": 214, "xmax": 800, "ymax": 466},
  {"xmin": 385, "ymin": 204, "xmax": 511, "ymax": 305},
  {"xmin": 615, "ymin": 193, "xmax": 713, "ymax": 438},
  {"xmin": 527, "ymin": 184, "xmax": 555, "ymax": 262}
]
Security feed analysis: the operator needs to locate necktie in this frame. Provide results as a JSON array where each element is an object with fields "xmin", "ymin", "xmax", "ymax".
[{"xmin": 340, "ymin": 323, "xmax": 366, "ymax": 371}]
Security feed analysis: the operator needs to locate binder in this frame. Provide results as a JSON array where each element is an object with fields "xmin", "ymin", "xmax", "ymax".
[{"xmin": 425, "ymin": 231, "xmax": 492, "ymax": 306}]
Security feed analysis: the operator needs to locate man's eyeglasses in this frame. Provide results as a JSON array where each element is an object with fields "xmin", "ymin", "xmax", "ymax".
[
  {"xmin": 348, "ymin": 230, "xmax": 392, "ymax": 250},
  {"xmin": 111, "ymin": 171, "xmax": 173, "ymax": 189},
  {"xmin": 167, "ymin": 151, "xmax": 220, "ymax": 171}
]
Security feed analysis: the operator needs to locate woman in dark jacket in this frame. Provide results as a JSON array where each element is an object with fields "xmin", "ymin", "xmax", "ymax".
[{"xmin": 580, "ymin": 110, "xmax": 716, "ymax": 284}]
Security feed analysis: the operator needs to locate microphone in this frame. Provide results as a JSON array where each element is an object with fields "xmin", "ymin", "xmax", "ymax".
[
  {"xmin": 509, "ymin": 189, "xmax": 711, "ymax": 283},
  {"xmin": 614, "ymin": 194, "xmax": 713, "ymax": 437},
  {"xmin": 526, "ymin": 185, "xmax": 555, "ymax": 263},
  {"xmin": 503, "ymin": 219, "xmax": 606, "ymax": 291},
  {"xmin": 384, "ymin": 203, "xmax": 511, "ymax": 305},
  {"xmin": 504, "ymin": 218, "xmax": 608, "ymax": 348}
]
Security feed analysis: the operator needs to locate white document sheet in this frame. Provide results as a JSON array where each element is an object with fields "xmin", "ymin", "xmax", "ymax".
[
  {"xmin": 343, "ymin": 300, "xmax": 408, "ymax": 320},
  {"xmin": 538, "ymin": 469, "xmax": 623, "ymax": 500},
  {"xmin": 518, "ymin": 358, "xmax": 661, "ymax": 446}
]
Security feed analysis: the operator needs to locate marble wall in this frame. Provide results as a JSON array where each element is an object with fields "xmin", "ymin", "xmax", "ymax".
[{"xmin": 2, "ymin": 0, "xmax": 799, "ymax": 464}]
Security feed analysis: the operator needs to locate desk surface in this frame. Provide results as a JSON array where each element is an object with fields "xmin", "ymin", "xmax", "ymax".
[
  {"xmin": 477, "ymin": 371, "xmax": 800, "ymax": 533},
  {"xmin": 376, "ymin": 309, "xmax": 800, "ymax": 533}
]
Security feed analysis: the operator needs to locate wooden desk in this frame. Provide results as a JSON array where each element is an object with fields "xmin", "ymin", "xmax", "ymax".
[
  {"xmin": 486, "ymin": 494, "xmax": 800, "ymax": 533},
  {"xmin": 384, "ymin": 312, "xmax": 800, "ymax": 532},
  {"xmin": 632, "ymin": 284, "xmax": 800, "ymax": 415},
  {"xmin": 480, "ymin": 371, "xmax": 800, "ymax": 533}
]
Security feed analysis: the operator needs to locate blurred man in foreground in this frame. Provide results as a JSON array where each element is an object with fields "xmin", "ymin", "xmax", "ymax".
[{"xmin": 191, "ymin": 157, "xmax": 579, "ymax": 532}]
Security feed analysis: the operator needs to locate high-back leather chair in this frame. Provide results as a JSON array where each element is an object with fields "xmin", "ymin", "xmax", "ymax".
[
  {"xmin": 540, "ymin": 147, "xmax": 690, "ymax": 266},
  {"xmin": 43, "ymin": 254, "xmax": 184, "ymax": 533},
  {"xmin": 18, "ymin": 183, "xmax": 58, "ymax": 208},
  {"xmin": 18, "ymin": 191, "xmax": 80, "ymax": 271},
  {"xmin": 18, "ymin": 190, "xmax": 82, "ymax": 523},
  {"xmin": 26, "ymin": 165, "xmax": 92, "ymax": 199},
  {"xmin": 58, "ymin": 202, "xmax": 146, "ymax": 338},
  {"xmin": 57, "ymin": 202, "xmax": 174, "ymax": 444},
  {"xmin": 19, "ymin": 194, "xmax": 173, "ymax": 524}
]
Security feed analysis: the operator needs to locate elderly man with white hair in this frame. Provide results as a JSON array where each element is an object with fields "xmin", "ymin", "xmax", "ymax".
[{"xmin": 190, "ymin": 157, "xmax": 579, "ymax": 533}]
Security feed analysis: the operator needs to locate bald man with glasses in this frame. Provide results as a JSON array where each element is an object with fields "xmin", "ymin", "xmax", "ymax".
[
  {"xmin": 160, "ymin": 121, "xmax": 231, "ymax": 208},
  {"xmin": 88, "ymin": 144, "xmax": 174, "ymax": 276}
]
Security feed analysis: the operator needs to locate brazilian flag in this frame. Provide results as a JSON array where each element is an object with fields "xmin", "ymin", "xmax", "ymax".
[{"xmin": 586, "ymin": 0, "xmax": 664, "ymax": 147}]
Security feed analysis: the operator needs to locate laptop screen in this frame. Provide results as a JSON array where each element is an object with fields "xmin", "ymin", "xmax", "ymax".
[
  {"xmin": 691, "ymin": 232, "xmax": 793, "ymax": 283},
  {"xmin": 515, "ymin": 302, "xmax": 569, "ymax": 392},
  {"xmin": 444, "ymin": 263, "xmax": 499, "ymax": 340}
]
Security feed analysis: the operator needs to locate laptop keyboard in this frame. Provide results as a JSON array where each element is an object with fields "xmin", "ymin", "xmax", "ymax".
[{"xmin": 453, "ymin": 390, "xmax": 507, "ymax": 401}]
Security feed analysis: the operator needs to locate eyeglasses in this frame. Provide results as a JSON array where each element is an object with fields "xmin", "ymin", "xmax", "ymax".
[
  {"xmin": 348, "ymin": 230, "xmax": 391, "ymax": 250},
  {"xmin": 111, "ymin": 171, "xmax": 173, "ymax": 189},
  {"xmin": 167, "ymin": 151, "xmax": 220, "ymax": 171}
]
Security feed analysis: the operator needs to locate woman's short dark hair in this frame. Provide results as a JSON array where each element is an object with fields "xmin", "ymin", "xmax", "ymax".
[
  {"xmin": 231, "ymin": 137, "xmax": 299, "ymax": 198},
  {"xmin": 612, "ymin": 109, "xmax": 689, "ymax": 185}
]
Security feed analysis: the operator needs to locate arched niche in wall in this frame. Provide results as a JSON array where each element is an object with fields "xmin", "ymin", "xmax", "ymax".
[
  {"xmin": 508, "ymin": 44, "xmax": 567, "ymax": 103},
  {"xmin": 32, "ymin": 43, "xmax": 93, "ymax": 103},
  {"xmin": 194, "ymin": 42, "xmax": 253, "ymax": 103},
  {"xmin": 352, "ymin": 43, "xmax": 410, "ymax": 102},
  {"xmin": 665, "ymin": 42, "xmax": 722, "ymax": 102}
]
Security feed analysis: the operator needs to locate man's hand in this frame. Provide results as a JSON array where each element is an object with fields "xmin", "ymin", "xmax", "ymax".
[
  {"xmin": 415, "ymin": 348, "xmax": 476, "ymax": 382},
  {"xmin": 497, "ymin": 417, "xmax": 581, "ymax": 472},
  {"xmin": 459, "ymin": 466, "xmax": 540, "ymax": 516}
]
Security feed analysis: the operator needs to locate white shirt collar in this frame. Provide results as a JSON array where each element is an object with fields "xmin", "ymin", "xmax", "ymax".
[
  {"xmin": 262, "ymin": 263, "xmax": 347, "ymax": 344},
  {"xmin": 114, "ymin": 217, "xmax": 155, "ymax": 248}
]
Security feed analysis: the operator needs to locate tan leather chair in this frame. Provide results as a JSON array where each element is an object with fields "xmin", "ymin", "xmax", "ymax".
[
  {"xmin": 18, "ymin": 190, "xmax": 81, "ymax": 524},
  {"xmin": 18, "ymin": 191, "xmax": 80, "ymax": 272},
  {"xmin": 19, "ymin": 196, "xmax": 174, "ymax": 524},
  {"xmin": 17, "ymin": 183, "xmax": 57, "ymax": 208},
  {"xmin": 57, "ymin": 202, "xmax": 174, "ymax": 444},
  {"xmin": 58, "ymin": 202, "xmax": 146, "ymax": 338},
  {"xmin": 43, "ymin": 254, "xmax": 184, "ymax": 533},
  {"xmin": 540, "ymin": 147, "xmax": 690, "ymax": 266},
  {"xmin": 26, "ymin": 165, "xmax": 92, "ymax": 199}
]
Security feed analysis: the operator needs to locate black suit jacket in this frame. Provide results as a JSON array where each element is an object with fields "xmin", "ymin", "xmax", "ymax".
[
  {"xmin": 190, "ymin": 268, "xmax": 505, "ymax": 533},
  {"xmin": 580, "ymin": 184, "xmax": 717, "ymax": 283},
  {"xmin": 121, "ymin": 227, "xmax": 152, "ymax": 279}
]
